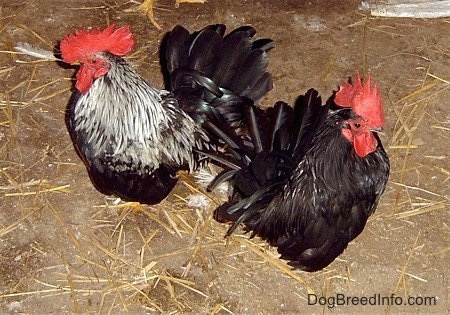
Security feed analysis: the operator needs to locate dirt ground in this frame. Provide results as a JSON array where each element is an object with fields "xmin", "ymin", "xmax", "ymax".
[{"xmin": 0, "ymin": 0, "xmax": 449, "ymax": 314}]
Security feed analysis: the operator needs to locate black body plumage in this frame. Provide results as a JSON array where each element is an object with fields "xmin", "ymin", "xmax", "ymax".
[
  {"xmin": 208, "ymin": 89, "xmax": 390, "ymax": 272},
  {"xmin": 66, "ymin": 25, "xmax": 273, "ymax": 204}
]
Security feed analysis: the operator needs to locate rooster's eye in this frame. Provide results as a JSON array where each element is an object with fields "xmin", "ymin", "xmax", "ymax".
[{"xmin": 353, "ymin": 123, "xmax": 361, "ymax": 128}]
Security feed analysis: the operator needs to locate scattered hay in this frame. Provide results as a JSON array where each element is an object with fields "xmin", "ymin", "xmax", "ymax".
[
  {"xmin": 134, "ymin": 0, "xmax": 207, "ymax": 30},
  {"xmin": 0, "ymin": 2, "xmax": 448, "ymax": 314}
]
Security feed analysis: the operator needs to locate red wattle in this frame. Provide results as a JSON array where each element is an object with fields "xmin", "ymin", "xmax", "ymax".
[
  {"xmin": 75, "ymin": 65, "xmax": 95, "ymax": 94},
  {"xmin": 353, "ymin": 132, "xmax": 377, "ymax": 158}
]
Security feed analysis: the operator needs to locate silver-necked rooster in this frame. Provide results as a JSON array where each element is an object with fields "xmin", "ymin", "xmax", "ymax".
[{"xmin": 60, "ymin": 24, "xmax": 273, "ymax": 204}]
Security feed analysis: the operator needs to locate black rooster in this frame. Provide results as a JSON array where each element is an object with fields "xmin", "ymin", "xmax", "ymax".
[
  {"xmin": 60, "ymin": 24, "xmax": 273, "ymax": 204},
  {"xmin": 208, "ymin": 74, "xmax": 390, "ymax": 271}
]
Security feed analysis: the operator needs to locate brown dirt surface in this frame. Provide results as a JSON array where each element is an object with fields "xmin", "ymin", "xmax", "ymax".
[{"xmin": 0, "ymin": 0, "xmax": 449, "ymax": 314}]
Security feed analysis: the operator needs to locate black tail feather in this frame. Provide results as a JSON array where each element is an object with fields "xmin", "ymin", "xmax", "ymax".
[
  {"xmin": 164, "ymin": 25, "xmax": 190, "ymax": 76},
  {"xmin": 268, "ymin": 101, "xmax": 292, "ymax": 151},
  {"xmin": 208, "ymin": 89, "xmax": 334, "ymax": 269},
  {"xmin": 162, "ymin": 24, "xmax": 273, "ymax": 131},
  {"xmin": 195, "ymin": 150, "xmax": 241, "ymax": 170},
  {"xmin": 230, "ymin": 49, "xmax": 272, "ymax": 99},
  {"xmin": 212, "ymin": 30, "xmax": 252, "ymax": 89},
  {"xmin": 187, "ymin": 30, "xmax": 222, "ymax": 77},
  {"xmin": 202, "ymin": 120, "xmax": 248, "ymax": 156},
  {"xmin": 207, "ymin": 169, "xmax": 239, "ymax": 192},
  {"xmin": 226, "ymin": 25, "xmax": 256, "ymax": 38},
  {"xmin": 241, "ymin": 72, "xmax": 273, "ymax": 102},
  {"xmin": 252, "ymin": 38, "xmax": 275, "ymax": 51},
  {"xmin": 244, "ymin": 105, "xmax": 264, "ymax": 154},
  {"xmin": 291, "ymin": 89, "xmax": 330, "ymax": 164},
  {"xmin": 165, "ymin": 24, "xmax": 226, "ymax": 76}
]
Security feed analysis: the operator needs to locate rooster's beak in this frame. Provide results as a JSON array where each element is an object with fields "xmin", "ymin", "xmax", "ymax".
[{"xmin": 370, "ymin": 127, "xmax": 385, "ymax": 135}]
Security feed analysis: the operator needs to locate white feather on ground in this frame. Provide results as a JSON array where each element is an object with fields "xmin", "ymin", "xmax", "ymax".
[{"xmin": 187, "ymin": 165, "xmax": 230, "ymax": 210}]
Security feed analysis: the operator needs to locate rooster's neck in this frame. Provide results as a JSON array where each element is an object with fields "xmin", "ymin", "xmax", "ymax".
[
  {"xmin": 295, "ymin": 108, "xmax": 388, "ymax": 199},
  {"xmin": 72, "ymin": 56, "xmax": 169, "ymax": 164}
]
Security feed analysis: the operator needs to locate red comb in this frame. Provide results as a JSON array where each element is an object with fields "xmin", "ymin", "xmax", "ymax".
[
  {"xmin": 60, "ymin": 24, "xmax": 134, "ymax": 64},
  {"xmin": 335, "ymin": 72, "xmax": 384, "ymax": 128}
]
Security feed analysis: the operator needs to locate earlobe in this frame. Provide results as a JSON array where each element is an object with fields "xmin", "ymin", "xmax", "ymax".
[
  {"xmin": 94, "ymin": 67, "xmax": 109, "ymax": 78},
  {"xmin": 342, "ymin": 128, "xmax": 353, "ymax": 142}
]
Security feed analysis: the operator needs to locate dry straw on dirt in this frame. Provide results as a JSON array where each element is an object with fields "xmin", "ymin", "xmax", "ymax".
[{"xmin": 1, "ymin": 1, "xmax": 449, "ymax": 314}]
